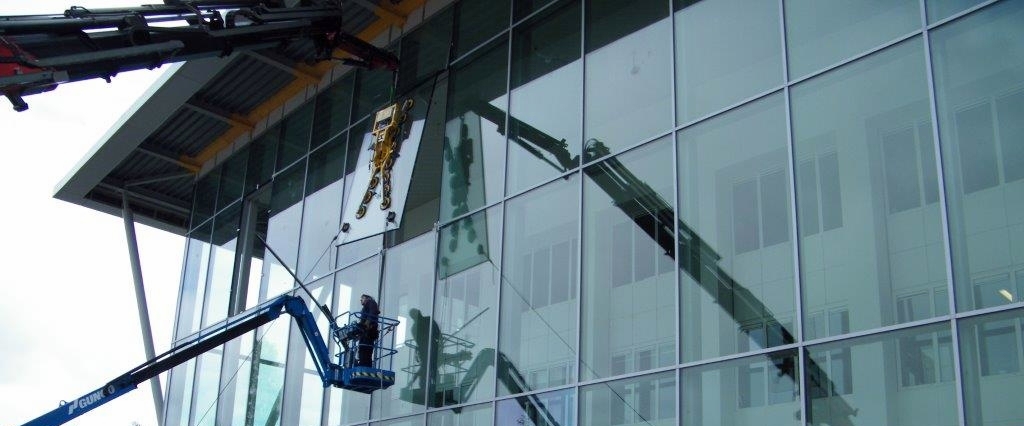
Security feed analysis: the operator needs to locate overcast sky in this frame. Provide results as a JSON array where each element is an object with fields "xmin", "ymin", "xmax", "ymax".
[{"xmin": 0, "ymin": 2, "xmax": 190, "ymax": 425}]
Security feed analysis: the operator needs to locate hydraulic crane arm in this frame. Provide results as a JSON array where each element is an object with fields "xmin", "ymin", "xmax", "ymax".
[
  {"xmin": 21, "ymin": 295, "xmax": 398, "ymax": 426},
  {"xmin": 0, "ymin": 0, "xmax": 399, "ymax": 111}
]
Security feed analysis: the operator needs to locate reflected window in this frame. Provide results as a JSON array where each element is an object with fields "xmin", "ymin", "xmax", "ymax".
[
  {"xmin": 683, "ymin": 352, "xmax": 798, "ymax": 425},
  {"xmin": 496, "ymin": 388, "xmax": 575, "ymax": 426},
  {"xmin": 960, "ymin": 309, "xmax": 1024, "ymax": 425}
]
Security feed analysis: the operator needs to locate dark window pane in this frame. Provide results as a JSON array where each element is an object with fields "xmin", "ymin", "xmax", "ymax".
[
  {"xmin": 353, "ymin": 68, "xmax": 392, "ymax": 123},
  {"xmin": 797, "ymin": 160, "xmax": 820, "ymax": 236},
  {"xmin": 997, "ymin": 91, "xmax": 1024, "ymax": 183},
  {"xmin": 311, "ymin": 75, "xmax": 353, "ymax": 147},
  {"xmin": 276, "ymin": 103, "xmax": 313, "ymax": 170},
  {"xmin": 193, "ymin": 169, "xmax": 219, "ymax": 226},
  {"xmin": 761, "ymin": 169, "xmax": 789, "ymax": 246},
  {"xmin": 246, "ymin": 130, "xmax": 277, "ymax": 193},
  {"xmin": 818, "ymin": 152, "xmax": 843, "ymax": 231},
  {"xmin": 585, "ymin": 0, "xmax": 668, "ymax": 53},
  {"xmin": 955, "ymin": 103, "xmax": 999, "ymax": 193},
  {"xmin": 455, "ymin": 0, "xmax": 509, "ymax": 58},
  {"xmin": 733, "ymin": 179, "xmax": 760, "ymax": 254},
  {"xmin": 217, "ymin": 151, "xmax": 247, "ymax": 208},
  {"xmin": 883, "ymin": 127, "xmax": 922, "ymax": 214},
  {"xmin": 398, "ymin": 8, "xmax": 453, "ymax": 93}
]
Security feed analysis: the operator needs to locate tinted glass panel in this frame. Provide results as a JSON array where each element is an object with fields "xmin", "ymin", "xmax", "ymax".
[
  {"xmin": 431, "ymin": 207, "xmax": 502, "ymax": 406},
  {"xmin": 312, "ymin": 74, "xmax": 353, "ymax": 148},
  {"xmin": 507, "ymin": 0, "xmax": 582, "ymax": 195},
  {"xmin": 277, "ymin": 103, "xmax": 313, "ymax": 170},
  {"xmin": 427, "ymin": 403, "xmax": 493, "ymax": 425},
  {"xmin": 784, "ymin": 0, "xmax": 920, "ymax": 78},
  {"xmin": 926, "ymin": 0, "xmax": 986, "ymax": 23},
  {"xmin": 262, "ymin": 163, "xmax": 305, "ymax": 298},
  {"xmin": 372, "ymin": 233, "xmax": 436, "ymax": 418},
  {"xmin": 297, "ymin": 138, "xmax": 345, "ymax": 281},
  {"xmin": 327, "ymin": 257, "xmax": 380, "ymax": 425},
  {"xmin": 583, "ymin": 137, "xmax": 675, "ymax": 379},
  {"xmin": 246, "ymin": 130, "xmax": 278, "ymax": 194},
  {"xmin": 178, "ymin": 225, "xmax": 211, "ymax": 339},
  {"xmin": 805, "ymin": 324, "xmax": 956, "ymax": 426},
  {"xmin": 792, "ymin": 39, "xmax": 948, "ymax": 338},
  {"xmin": 218, "ymin": 152, "xmax": 247, "ymax": 209},
  {"xmin": 398, "ymin": 8, "xmax": 452, "ymax": 94},
  {"xmin": 674, "ymin": 0, "xmax": 783, "ymax": 122},
  {"xmin": 584, "ymin": 0, "xmax": 672, "ymax": 161},
  {"xmin": 205, "ymin": 204, "xmax": 240, "ymax": 327},
  {"xmin": 191, "ymin": 352, "xmax": 221, "ymax": 426},
  {"xmin": 354, "ymin": 68, "xmax": 393, "ymax": 123},
  {"xmin": 959, "ymin": 308, "xmax": 1024, "ymax": 426},
  {"xmin": 442, "ymin": 41, "xmax": 509, "ymax": 221},
  {"xmin": 194, "ymin": 169, "xmax": 219, "ymax": 227},
  {"xmin": 499, "ymin": 176, "xmax": 579, "ymax": 395},
  {"xmin": 678, "ymin": 93, "xmax": 795, "ymax": 362},
  {"xmin": 454, "ymin": 0, "xmax": 509, "ymax": 58},
  {"xmin": 682, "ymin": 351, "xmax": 798, "ymax": 425},
  {"xmin": 582, "ymin": 371, "xmax": 675, "ymax": 426},
  {"xmin": 930, "ymin": 0, "xmax": 1024, "ymax": 312}
]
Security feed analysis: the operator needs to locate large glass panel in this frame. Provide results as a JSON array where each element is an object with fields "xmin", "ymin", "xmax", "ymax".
[
  {"xmin": 454, "ymin": 0, "xmax": 509, "ymax": 59},
  {"xmin": 277, "ymin": 103, "xmax": 313, "ymax": 170},
  {"xmin": 398, "ymin": 7, "xmax": 452, "ymax": 94},
  {"xmin": 582, "ymin": 137, "xmax": 675, "ymax": 380},
  {"xmin": 792, "ymin": 39, "xmax": 947, "ymax": 338},
  {"xmin": 441, "ymin": 40, "xmax": 508, "ymax": 221},
  {"xmin": 297, "ymin": 137, "xmax": 346, "ymax": 282},
  {"xmin": 223, "ymin": 329, "xmax": 256, "ymax": 426},
  {"xmin": 282, "ymin": 280, "xmax": 333, "ymax": 426},
  {"xmin": 165, "ymin": 360, "xmax": 195, "ymax": 426},
  {"xmin": 390, "ymin": 78, "xmax": 447, "ymax": 245},
  {"xmin": 496, "ymin": 388, "xmax": 576, "ymax": 426},
  {"xmin": 373, "ymin": 233, "xmax": 437, "ymax": 419},
  {"xmin": 204, "ymin": 204, "xmax": 240, "ymax": 327},
  {"xmin": 312, "ymin": 74, "xmax": 354, "ymax": 148},
  {"xmin": 682, "ymin": 350, "xmax": 799, "ymax": 426},
  {"xmin": 328, "ymin": 257, "xmax": 381, "ymax": 426},
  {"xmin": 674, "ymin": 0, "xmax": 783, "ymax": 122},
  {"xmin": 250, "ymin": 321, "xmax": 290, "ymax": 426},
  {"xmin": 582, "ymin": 371, "xmax": 675, "ymax": 426},
  {"xmin": 805, "ymin": 323, "xmax": 956, "ymax": 426},
  {"xmin": 429, "ymin": 207, "xmax": 502, "ymax": 406},
  {"xmin": 514, "ymin": 0, "xmax": 558, "ymax": 21},
  {"xmin": 354, "ymin": 68, "xmax": 393, "ymax": 123},
  {"xmin": 194, "ymin": 169, "xmax": 219, "ymax": 227},
  {"xmin": 177, "ymin": 224, "xmax": 212, "ymax": 339},
  {"xmin": 371, "ymin": 415, "xmax": 423, "ymax": 426},
  {"xmin": 499, "ymin": 176, "xmax": 579, "ymax": 395},
  {"xmin": 507, "ymin": 0, "xmax": 582, "ymax": 195},
  {"xmin": 191, "ymin": 352, "xmax": 222, "ymax": 426},
  {"xmin": 925, "ymin": 0, "xmax": 986, "ymax": 24},
  {"xmin": 678, "ymin": 93, "xmax": 795, "ymax": 362},
  {"xmin": 784, "ymin": 0, "xmax": 921, "ymax": 79},
  {"xmin": 262, "ymin": 163, "xmax": 306, "ymax": 299},
  {"xmin": 246, "ymin": 130, "xmax": 278, "ymax": 194},
  {"xmin": 218, "ymin": 152, "xmax": 248, "ymax": 209},
  {"xmin": 930, "ymin": 0, "xmax": 1024, "ymax": 312},
  {"xmin": 959, "ymin": 308, "xmax": 1024, "ymax": 425},
  {"xmin": 584, "ymin": 0, "xmax": 672, "ymax": 161},
  {"xmin": 427, "ymin": 402, "xmax": 493, "ymax": 425}
]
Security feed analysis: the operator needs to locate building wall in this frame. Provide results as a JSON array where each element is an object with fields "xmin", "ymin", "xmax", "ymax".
[{"xmin": 165, "ymin": 0, "xmax": 1024, "ymax": 425}]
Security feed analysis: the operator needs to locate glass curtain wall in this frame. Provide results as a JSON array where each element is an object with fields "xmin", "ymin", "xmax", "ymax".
[{"xmin": 167, "ymin": 1, "xmax": 1024, "ymax": 425}]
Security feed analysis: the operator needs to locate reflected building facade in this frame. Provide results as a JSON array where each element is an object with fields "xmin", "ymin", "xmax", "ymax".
[{"xmin": 163, "ymin": 0, "xmax": 1024, "ymax": 425}]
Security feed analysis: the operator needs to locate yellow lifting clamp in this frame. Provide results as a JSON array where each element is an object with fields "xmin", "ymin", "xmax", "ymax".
[{"xmin": 357, "ymin": 98, "xmax": 414, "ymax": 219}]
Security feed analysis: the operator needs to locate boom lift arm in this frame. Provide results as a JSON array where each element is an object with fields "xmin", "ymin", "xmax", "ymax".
[
  {"xmin": 20, "ymin": 294, "xmax": 399, "ymax": 426},
  {"xmin": 0, "ymin": 0, "xmax": 399, "ymax": 111}
]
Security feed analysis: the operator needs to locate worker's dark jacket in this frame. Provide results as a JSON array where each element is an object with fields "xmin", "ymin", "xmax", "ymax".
[{"xmin": 360, "ymin": 299, "xmax": 380, "ymax": 340}]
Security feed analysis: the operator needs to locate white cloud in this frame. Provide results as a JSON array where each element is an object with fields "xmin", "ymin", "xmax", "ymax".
[{"xmin": 0, "ymin": 2, "xmax": 184, "ymax": 425}]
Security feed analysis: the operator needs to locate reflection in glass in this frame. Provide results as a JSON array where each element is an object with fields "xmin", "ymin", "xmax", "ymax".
[
  {"xmin": 792, "ymin": 39, "xmax": 948, "ymax": 338},
  {"xmin": 929, "ymin": 0, "xmax": 1024, "ymax": 312},
  {"xmin": 164, "ymin": 360, "xmax": 195, "ymax": 426},
  {"xmin": 582, "ymin": 371, "xmax": 675, "ymax": 426},
  {"xmin": 674, "ymin": 0, "xmax": 783, "ymax": 122},
  {"xmin": 806, "ymin": 323, "xmax": 955, "ymax": 426},
  {"xmin": 373, "ymin": 233, "xmax": 436, "ymax": 419},
  {"xmin": 371, "ymin": 415, "xmax": 423, "ymax": 426},
  {"xmin": 682, "ymin": 351, "xmax": 798, "ymax": 425},
  {"xmin": 496, "ymin": 388, "xmax": 575, "ymax": 426},
  {"xmin": 584, "ymin": 0, "xmax": 672, "ymax": 161},
  {"xmin": 354, "ymin": 67, "xmax": 394, "ymax": 123},
  {"xmin": 430, "ymin": 208, "xmax": 501, "ymax": 407},
  {"xmin": 217, "ymin": 152, "xmax": 247, "ymax": 211},
  {"xmin": 398, "ymin": 8, "xmax": 452, "ymax": 94},
  {"xmin": 678, "ymin": 93, "xmax": 795, "ymax": 362},
  {"xmin": 427, "ymin": 402, "xmax": 493, "ymax": 425},
  {"xmin": 583, "ymin": 137, "xmax": 675, "ymax": 379},
  {"xmin": 507, "ymin": 0, "xmax": 581, "ymax": 195},
  {"xmin": 277, "ymin": 103, "xmax": 313, "ymax": 170},
  {"xmin": 297, "ymin": 137, "xmax": 346, "ymax": 281},
  {"xmin": 499, "ymin": 177, "xmax": 579, "ymax": 395},
  {"xmin": 442, "ymin": 41, "xmax": 508, "ymax": 221},
  {"xmin": 959, "ymin": 308, "xmax": 1024, "ymax": 425},
  {"xmin": 328, "ymin": 257, "xmax": 380, "ymax": 425},
  {"xmin": 784, "ymin": 0, "xmax": 920, "ymax": 79}
]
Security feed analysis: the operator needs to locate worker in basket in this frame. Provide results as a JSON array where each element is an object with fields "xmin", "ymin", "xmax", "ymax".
[{"xmin": 339, "ymin": 294, "xmax": 381, "ymax": 367}]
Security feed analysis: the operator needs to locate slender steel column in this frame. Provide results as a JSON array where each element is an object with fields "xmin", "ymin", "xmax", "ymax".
[{"xmin": 122, "ymin": 194, "xmax": 166, "ymax": 426}]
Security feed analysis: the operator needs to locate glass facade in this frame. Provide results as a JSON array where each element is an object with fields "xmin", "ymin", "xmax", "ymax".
[{"xmin": 165, "ymin": 0, "xmax": 1024, "ymax": 425}]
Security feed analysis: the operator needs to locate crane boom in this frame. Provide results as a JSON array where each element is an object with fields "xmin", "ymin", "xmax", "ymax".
[
  {"xmin": 0, "ymin": 0, "xmax": 398, "ymax": 111},
  {"xmin": 20, "ymin": 295, "xmax": 399, "ymax": 426}
]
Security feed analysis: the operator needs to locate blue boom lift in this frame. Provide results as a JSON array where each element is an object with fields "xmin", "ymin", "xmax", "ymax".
[{"xmin": 21, "ymin": 293, "xmax": 400, "ymax": 426}]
